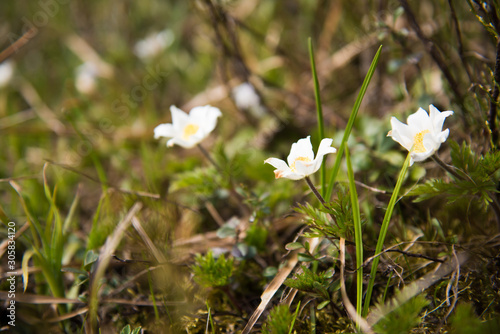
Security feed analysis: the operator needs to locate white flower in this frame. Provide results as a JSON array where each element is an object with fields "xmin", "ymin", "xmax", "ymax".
[
  {"xmin": 0, "ymin": 60, "xmax": 14, "ymax": 88},
  {"xmin": 75, "ymin": 62, "xmax": 99, "ymax": 94},
  {"xmin": 232, "ymin": 82, "xmax": 260, "ymax": 110},
  {"xmin": 154, "ymin": 105, "xmax": 222, "ymax": 148},
  {"xmin": 388, "ymin": 104, "xmax": 453, "ymax": 166},
  {"xmin": 134, "ymin": 29, "xmax": 174, "ymax": 60},
  {"xmin": 265, "ymin": 136, "xmax": 336, "ymax": 180}
]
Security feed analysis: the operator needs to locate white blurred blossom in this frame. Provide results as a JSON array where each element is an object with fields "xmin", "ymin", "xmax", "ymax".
[
  {"xmin": 232, "ymin": 82, "xmax": 264, "ymax": 117},
  {"xmin": 134, "ymin": 29, "xmax": 174, "ymax": 61},
  {"xmin": 75, "ymin": 62, "xmax": 99, "ymax": 95},
  {"xmin": 0, "ymin": 60, "xmax": 14, "ymax": 88}
]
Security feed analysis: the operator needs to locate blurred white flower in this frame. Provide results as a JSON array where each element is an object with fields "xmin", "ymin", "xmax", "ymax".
[
  {"xmin": 154, "ymin": 105, "xmax": 222, "ymax": 148},
  {"xmin": 388, "ymin": 104, "xmax": 453, "ymax": 166},
  {"xmin": 232, "ymin": 82, "xmax": 260, "ymax": 109},
  {"xmin": 265, "ymin": 136, "xmax": 336, "ymax": 180},
  {"xmin": 0, "ymin": 60, "xmax": 14, "ymax": 88},
  {"xmin": 134, "ymin": 29, "xmax": 174, "ymax": 60},
  {"xmin": 75, "ymin": 62, "xmax": 99, "ymax": 94}
]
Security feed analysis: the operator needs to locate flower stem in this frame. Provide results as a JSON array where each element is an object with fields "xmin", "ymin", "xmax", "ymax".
[
  {"xmin": 305, "ymin": 176, "xmax": 338, "ymax": 228},
  {"xmin": 362, "ymin": 150, "xmax": 412, "ymax": 317},
  {"xmin": 431, "ymin": 155, "xmax": 464, "ymax": 180},
  {"xmin": 305, "ymin": 176, "xmax": 327, "ymax": 206},
  {"xmin": 197, "ymin": 143, "xmax": 222, "ymax": 172},
  {"xmin": 197, "ymin": 143, "xmax": 249, "ymax": 216}
]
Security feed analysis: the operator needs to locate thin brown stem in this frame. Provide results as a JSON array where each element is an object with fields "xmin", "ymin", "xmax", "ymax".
[
  {"xmin": 305, "ymin": 176, "xmax": 327, "ymax": 206},
  {"xmin": 489, "ymin": 39, "xmax": 500, "ymax": 149},
  {"xmin": 197, "ymin": 143, "xmax": 249, "ymax": 216},
  {"xmin": 431, "ymin": 155, "xmax": 464, "ymax": 180},
  {"xmin": 197, "ymin": 143, "xmax": 222, "ymax": 172},
  {"xmin": 305, "ymin": 176, "xmax": 338, "ymax": 228}
]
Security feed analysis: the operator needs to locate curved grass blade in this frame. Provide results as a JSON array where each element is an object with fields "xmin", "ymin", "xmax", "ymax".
[
  {"xmin": 325, "ymin": 45, "xmax": 382, "ymax": 201},
  {"xmin": 345, "ymin": 144, "xmax": 363, "ymax": 319},
  {"xmin": 308, "ymin": 37, "xmax": 326, "ymax": 196},
  {"xmin": 362, "ymin": 151, "xmax": 412, "ymax": 317}
]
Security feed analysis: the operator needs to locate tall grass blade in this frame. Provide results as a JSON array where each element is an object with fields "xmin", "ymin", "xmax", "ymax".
[
  {"xmin": 325, "ymin": 45, "xmax": 382, "ymax": 201},
  {"xmin": 345, "ymin": 144, "xmax": 363, "ymax": 318},
  {"xmin": 308, "ymin": 37, "xmax": 326, "ymax": 196}
]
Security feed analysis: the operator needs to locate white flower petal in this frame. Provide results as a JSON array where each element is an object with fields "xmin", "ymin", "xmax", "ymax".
[
  {"xmin": 190, "ymin": 105, "xmax": 222, "ymax": 136},
  {"xmin": 429, "ymin": 105, "xmax": 453, "ymax": 135},
  {"xmin": 389, "ymin": 105, "xmax": 453, "ymax": 165},
  {"xmin": 389, "ymin": 117, "xmax": 413, "ymax": 151},
  {"xmin": 311, "ymin": 138, "xmax": 336, "ymax": 173},
  {"xmin": 287, "ymin": 136, "xmax": 314, "ymax": 167},
  {"xmin": 154, "ymin": 123, "xmax": 175, "ymax": 139},
  {"xmin": 265, "ymin": 157, "xmax": 298, "ymax": 179},
  {"xmin": 294, "ymin": 159, "xmax": 314, "ymax": 176},
  {"xmin": 170, "ymin": 105, "xmax": 189, "ymax": 128},
  {"xmin": 167, "ymin": 137, "xmax": 196, "ymax": 148},
  {"xmin": 407, "ymin": 107, "xmax": 431, "ymax": 131}
]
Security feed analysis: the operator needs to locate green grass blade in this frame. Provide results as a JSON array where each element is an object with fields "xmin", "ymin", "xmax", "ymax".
[
  {"xmin": 308, "ymin": 37, "xmax": 326, "ymax": 197},
  {"xmin": 147, "ymin": 270, "xmax": 160, "ymax": 321},
  {"xmin": 362, "ymin": 150, "xmax": 412, "ymax": 317},
  {"xmin": 10, "ymin": 181, "xmax": 44, "ymax": 250},
  {"xmin": 325, "ymin": 45, "xmax": 382, "ymax": 201},
  {"xmin": 22, "ymin": 249, "xmax": 34, "ymax": 292},
  {"xmin": 63, "ymin": 187, "xmax": 80, "ymax": 233},
  {"xmin": 345, "ymin": 144, "xmax": 363, "ymax": 318},
  {"xmin": 289, "ymin": 301, "xmax": 301, "ymax": 334}
]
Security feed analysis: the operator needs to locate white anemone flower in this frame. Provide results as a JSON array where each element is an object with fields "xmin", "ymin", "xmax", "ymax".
[
  {"xmin": 232, "ymin": 82, "xmax": 264, "ymax": 117},
  {"xmin": 154, "ymin": 105, "xmax": 222, "ymax": 148},
  {"xmin": 75, "ymin": 62, "xmax": 99, "ymax": 95},
  {"xmin": 0, "ymin": 60, "xmax": 14, "ymax": 88},
  {"xmin": 232, "ymin": 82, "xmax": 260, "ymax": 109},
  {"xmin": 265, "ymin": 136, "xmax": 336, "ymax": 180},
  {"xmin": 388, "ymin": 104, "xmax": 453, "ymax": 166}
]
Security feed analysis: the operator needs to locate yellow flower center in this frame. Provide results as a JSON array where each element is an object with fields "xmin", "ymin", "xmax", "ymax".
[
  {"xmin": 182, "ymin": 124, "xmax": 199, "ymax": 140},
  {"xmin": 291, "ymin": 156, "xmax": 311, "ymax": 172},
  {"xmin": 413, "ymin": 130, "xmax": 430, "ymax": 153}
]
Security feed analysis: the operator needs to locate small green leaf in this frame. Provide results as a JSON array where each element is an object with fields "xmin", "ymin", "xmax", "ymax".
[
  {"xmin": 285, "ymin": 242, "xmax": 304, "ymax": 251},
  {"xmin": 317, "ymin": 300, "xmax": 330, "ymax": 310},
  {"xmin": 297, "ymin": 252, "xmax": 316, "ymax": 262},
  {"xmin": 84, "ymin": 250, "xmax": 99, "ymax": 270},
  {"xmin": 120, "ymin": 324, "xmax": 131, "ymax": 334},
  {"xmin": 216, "ymin": 225, "xmax": 236, "ymax": 238},
  {"xmin": 22, "ymin": 249, "xmax": 34, "ymax": 292}
]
